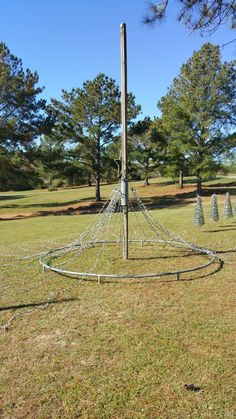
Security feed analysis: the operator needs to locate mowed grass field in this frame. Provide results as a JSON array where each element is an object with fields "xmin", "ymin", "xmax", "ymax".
[{"xmin": 0, "ymin": 177, "xmax": 236, "ymax": 418}]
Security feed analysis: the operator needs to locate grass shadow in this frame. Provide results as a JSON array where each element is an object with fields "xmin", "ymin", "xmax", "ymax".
[
  {"xmin": 129, "ymin": 252, "xmax": 200, "ymax": 261},
  {"xmin": 142, "ymin": 192, "xmax": 195, "ymax": 209},
  {"xmin": 0, "ymin": 194, "xmax": 27, "ymax": 201},
  {"xmin": 0, "ymin": 297, "xmax": 78, "ymax": 312},
  {"xmin": 0, "ymin": 197, "xmax": 95, "ymax": 209},
  {"xmin": 214, "ymin": 248, "xmax": 236, "ymax": 255},
  {"xmin": 0, "ymin": 201, "xmax": 106, "ymax": 220},
  {"xmin": 204, "ymin": 227, "xmax": 236, "ymax": 233},
  {"xmin": 142, "ymin": 186, "xmax": 236, "ymax": 210},
  {"xmin": 183, "ymin": 258, "xmax": 224, "ymax": 281},
  {"xmin": 206, "ymin": 182, "xmax": 236, "ymax": 188},
  {"xmin": 218, "ymin": 223, "xmax": 236, "ymax": 227},
  {"xmin": 51, "ymin": 257, "xmax": 223, "ymax": 285},
  {"xmin": 1, "ymin": 181, "xmax": 236, "ymax": 220}
]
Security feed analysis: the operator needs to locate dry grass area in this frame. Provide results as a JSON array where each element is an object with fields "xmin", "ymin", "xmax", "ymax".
[{"xmin": 0, "ymin": 178, "xmax": 236, "ymax": 418}]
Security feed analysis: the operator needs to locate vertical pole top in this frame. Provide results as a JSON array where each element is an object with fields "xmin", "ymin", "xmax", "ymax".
[{"xmin": 120, "ymin": 22, "xmax": 127, "ymax": 181}]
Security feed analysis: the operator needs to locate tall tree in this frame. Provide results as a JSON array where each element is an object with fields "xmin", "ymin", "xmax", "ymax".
[
  {"xmin": 0, "ymin": 146, "xmax": 42, "ymax": 191},
  {"xmin": 0, "ymin": 43, "xmax": 48, "ymax": 150},
  {"xmin": 162, "ymin": 140, "xmax": 189, "ymax": 188},
  {"xmin": 50, "ymin": 73, "xmax": 141, "ymax": 200},
  {"xmin": 36, "ymin": 135, "xmax": 67, "ymax": 188},
  {"xmin": 129, "ymin": 117, "xmax": 167, "ymax": 185},
  {"xmin": 158, "ymin": 43, "xmax": 236, "ymax": 192},
  {"xmin": 150, "ymin": 116, "xmax": 190, "ymax": 188},
  {"xmin": 143, "ymin": 1, "xmax": 236, "ymax": 36}
]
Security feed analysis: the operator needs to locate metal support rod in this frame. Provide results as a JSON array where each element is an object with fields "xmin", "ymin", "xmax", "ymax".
[{"xmin": 120, "ymin": 23, "xmax": 128, "ymax": 260}]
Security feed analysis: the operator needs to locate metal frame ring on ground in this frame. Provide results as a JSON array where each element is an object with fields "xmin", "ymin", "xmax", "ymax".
[{"xmin": 39, "ymin": 239, "xmax": 219, "ymax": 283}]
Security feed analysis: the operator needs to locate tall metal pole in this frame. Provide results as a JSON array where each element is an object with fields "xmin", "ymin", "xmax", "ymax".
[{"xmin": 120, "ymin": 23, "xmax": 128, "ymax": 260}]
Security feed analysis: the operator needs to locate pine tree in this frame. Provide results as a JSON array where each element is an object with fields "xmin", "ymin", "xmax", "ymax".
[
  {"xmin": 209, "ymin": 193, "xmax": 219, "ymax": 221},
  {"xmin": 158, "ymin": 44, "xmax": 236, "ymax": 193},
  {"xmin": 49, "ymin": 73, "xmax": 140, "ymax": 201},
  {"xmin": 224, "ymin": 192, "xmax": 233, "ymax": 218},
  {"xmin": 143, "ymin": 1, "xmax": 236, "ymax": 36},
  {"xmin": 194, "ymin": 194, "xmax": 205, "ymax": 227},
  {"xmin": 0, "ymin": 43, "xmax": 47, "ymax": 149}
]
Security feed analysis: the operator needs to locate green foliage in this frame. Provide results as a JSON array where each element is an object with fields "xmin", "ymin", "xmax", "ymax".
[
  {"xmin": 155, "ymin": 117, "xmax": 190, "ymax": 186},
  {"xmin": 0, "ymin": 42, "xmax": 55, "ymax": 191},
  {"xmin": 128, "ymin": 117, "xmax": 166, "ymax": 184},
  {"xmin": 47, "ymin": 185, "xmax": 58, "ymax": 191},
  {"xmin": 0, "ymin": 43, "xmax": 49, "ymax": 150},
  {"xmin": 221, "ymin": 143, "xmax": 236, "ymax": 174},
  {"xmin": 143, "ymin": 1, "xmax": 236, "ymax": 35},
  {"xmin": 36, "ymin": 135, "xmax": 67, "ymax": 188},
  {"xmin": 49, "ymin": 73, "xmax": 141, "ymax": 200},
  {"xmin": 158, "ymin": 43, "xmax": 236, "ymax": 192},
  {"xmin": 0, "ymin": 147, "xmax": 42, "ymax": 191},
  {"xmin": 2, "ymin": 41, "xmax": 235, "ymax": 195}
]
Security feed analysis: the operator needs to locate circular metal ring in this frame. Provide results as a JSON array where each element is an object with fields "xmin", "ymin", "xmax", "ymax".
[{"xmin": 39, "ymin": 239, "xmax": 218, "ymax": 281}]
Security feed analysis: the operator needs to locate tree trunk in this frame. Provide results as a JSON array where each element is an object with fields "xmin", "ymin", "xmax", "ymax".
[
  {"xmin": 95, "ymin": 174, "xmax": 101, "ymax": 201},
  {"xmin": 196, "ymin": 172, "xmax": 202, "ymax": 193},
  {"xmin": 144, "ymin": 176, "xmax": 149, "ymax": 186},
  {"xmin": 95, "ymin": 137, "xmax": 101, "ymax": 201},
  {"xmin": 179, "ymin": 170, "xmax": 183, "ymax": 189},
  {"xmin": 88, "ymin": 173, "xmax": 92, "ymax": 187}
]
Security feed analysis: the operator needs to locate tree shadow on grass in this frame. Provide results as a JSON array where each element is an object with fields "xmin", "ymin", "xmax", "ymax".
[
  {"xmin": 215, "ymin": 248, "xmax": 236, "ymax": 255},
  {"xmin": 0, "ymin": 297, "xmax": 78, "ymax": 312},
  {"xmin": 150, "ymin": 178, "xmax": 211, "ymax": 187},
  {"xmin": 0, "ymin": 197, "xmax": 95, "ymax": 209},
  {"xmin": 131, "ymin": 257, "xmax": 223, "ymax": 283},
  {"xmin": 1, "ymin": 183, "xmax": 236, "ymax": 221},
  {"xmin": 206, "ymin": 182, "xmax": 236, "ymax": 188},
  {"xmin": 142, "ymin": 192, "xmax": 195, "ymax": 209},
  {"xmin": 129, "ymin": 252, "xmax": 200, "ymax": 261},
  {"xmin": 182, "ymin": 258, "xmax": 224, "ymax": 281},
  {"xmin": 143, "ymin": 186, "xmax": 236, "ymax": 210},
  {"xmin": 0, "ymin": 194, "xmax": 28, "ymax": 201},
  {"xmin": 150, "ymin": 180, "xmax": 175, "ymax": 187},
  {"xmin": 0, "ymin": 201, "xmax": 105, "ymax": 220},
  {"xmin": 204, "ymin": 222, "xmax": 236, "ymax": 233},
  {"xmin": 219, "ymin": 223, "xmax": 236, "ymax": 226},
  {"xmin": 53, "ymin": 256, "xmax": 223, "ymax": 284},
  {"xmin": 203, "ymin": 226, "xmax": 236, "ymax": 233}
]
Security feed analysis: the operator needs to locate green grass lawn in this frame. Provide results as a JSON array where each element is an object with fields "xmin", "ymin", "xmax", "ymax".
[
  {"xmin": 0, "ymin": 180, "xmax": 236, "ymax": 418},
  {"xmin": 0, "ymin": 175, "xmax": 236, "ymax": 217}
]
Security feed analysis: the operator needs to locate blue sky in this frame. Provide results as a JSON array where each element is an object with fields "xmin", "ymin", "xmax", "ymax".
[{"xmin": 0, "ymin": 0, "xmax": 235, "ymax": 119}]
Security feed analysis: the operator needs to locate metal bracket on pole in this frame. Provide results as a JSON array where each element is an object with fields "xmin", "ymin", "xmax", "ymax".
[{"xmin": 121, "ymin": 178, "xmax": 128, "ymax": 207}]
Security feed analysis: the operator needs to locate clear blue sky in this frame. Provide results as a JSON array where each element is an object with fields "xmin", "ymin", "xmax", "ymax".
[{"xmin": 0, "ymin": 0, "xmax": 235, "ymax": 119}]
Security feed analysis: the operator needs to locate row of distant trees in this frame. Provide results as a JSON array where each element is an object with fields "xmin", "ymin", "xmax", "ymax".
[{"xmin": 0, "ymin": 41, "xmax": 235, "ymax": 199}]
